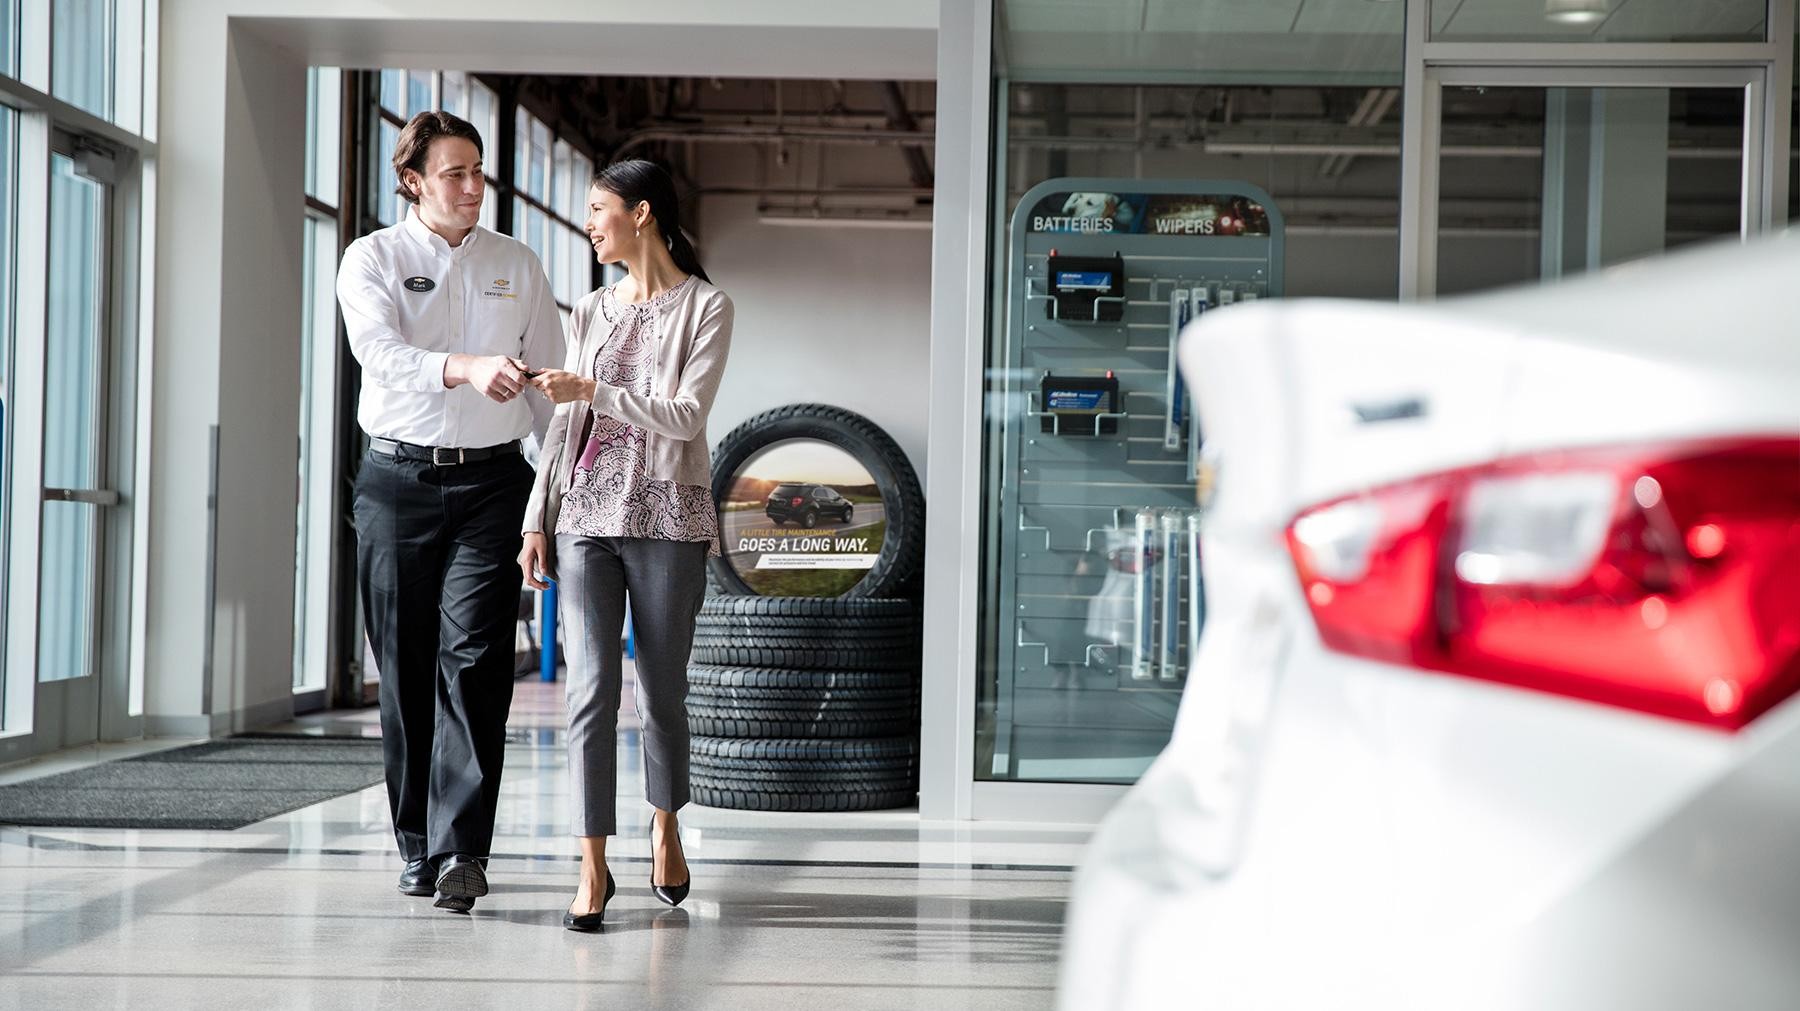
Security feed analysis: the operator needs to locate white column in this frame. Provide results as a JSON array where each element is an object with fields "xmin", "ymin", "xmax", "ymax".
[{"xmin": 919, "ymin": 0, "xmax": 992, "ymax": 821}]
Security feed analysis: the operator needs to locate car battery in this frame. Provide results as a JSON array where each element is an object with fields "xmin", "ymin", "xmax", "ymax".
[
  {"xmin": 1047, "ymin": 252, "xmax": 1126, "ymax": 322},
  {"xmin": 1040, "ymin": 372, "xmax": 1121, "ymax": 437}
]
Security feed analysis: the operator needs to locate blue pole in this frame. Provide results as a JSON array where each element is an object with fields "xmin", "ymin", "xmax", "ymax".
[
  {"xmin": 624, "ymin": 599, "xmax": 636, "ymax": 660},
  {"xmin": 539, "ymin": 582, "xmax": 558, "ymax": 682}
]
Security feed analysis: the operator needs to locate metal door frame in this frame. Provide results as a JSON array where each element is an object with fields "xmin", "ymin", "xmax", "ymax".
[
  {"xmin": 1398, "ymin": 0, "xmax": 1794, "ymax": 298},
  {"xmin": 0, "ymin": 121, "xmax": 141, "ymax": 761},
  {"xmin": 1410, "ymin": 64, "xmax": 1767, "ymax": 298}
]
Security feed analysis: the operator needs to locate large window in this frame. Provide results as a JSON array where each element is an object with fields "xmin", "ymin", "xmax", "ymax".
[
  {"xmin": 378, "ymin": 70, "xmax": 502, "ymax": 230},
  {"xmin": 294, "ymin": 67, "xmax": 343, "ymax": 698},
  {"xmin": 0, "ymin": 104, "xmax": 14, "ymax": 721},
  {"xmin": 305, "ymin": 67, "xmax": 341, "ymax": 205},
  {"xmin": 51, "ymin": 0, "xmax": 115, "ymax": 120},
  {"xmin": 511, "ymin": 106, "xmax": 592, "ymax": 319},
  {"xmin": 405, "ymin": 68, "xmax": 432, "ymax": 119},
  {"xmin": 1, "ymin": 0, "xmax": 17, "ymax": 78}
]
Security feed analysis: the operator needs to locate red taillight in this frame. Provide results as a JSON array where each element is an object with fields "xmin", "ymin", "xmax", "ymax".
[
  {"xmin": 1286, "ymin": 438, "xmax": 1800, "ymax": 730},
  {"xmin": 791, "ymin": 497, "xmax": 805, "ymax": 507}
]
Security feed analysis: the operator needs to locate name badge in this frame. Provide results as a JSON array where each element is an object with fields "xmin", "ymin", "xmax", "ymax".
[{"xmin": 403, "ymin": 276, "xmax": 436, "ymax": 293}]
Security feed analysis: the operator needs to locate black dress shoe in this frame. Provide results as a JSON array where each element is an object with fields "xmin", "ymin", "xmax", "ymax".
[
  {"xmin": 562, "ymin": 871, "xmax": 615, "ymax": 933},
  {"xmin": 434, "ymin": 854, "xmax": 489, "ymax": 913},
  {"xmin": 397, "ymin": 858, "xmax": 434, "ymax": 897}
]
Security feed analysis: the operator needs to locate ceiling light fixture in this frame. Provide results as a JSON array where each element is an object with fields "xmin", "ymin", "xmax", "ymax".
[{"xmin": 1544, "ymin": 0, "xmax": 1609, "ymax": 24}]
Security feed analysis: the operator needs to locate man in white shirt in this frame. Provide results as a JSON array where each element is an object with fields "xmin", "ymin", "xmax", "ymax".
[{"xmin": 337, "ymin": 110, "xmax": 564, "ymax": 914}]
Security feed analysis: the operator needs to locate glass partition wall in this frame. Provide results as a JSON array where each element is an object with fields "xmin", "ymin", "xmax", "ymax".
[
  {"xmin": 978, "ymin": 1, "xmax": 1407, "ymax": 788},
  {"xmin": 961, "ymin": 0, "xmax": 1791, "ymax": 809}
]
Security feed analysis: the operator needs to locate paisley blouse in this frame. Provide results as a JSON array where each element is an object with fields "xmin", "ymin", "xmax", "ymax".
[{"xmin": 554, "ymin": 277, "xmax": 721, "ymax": 556}]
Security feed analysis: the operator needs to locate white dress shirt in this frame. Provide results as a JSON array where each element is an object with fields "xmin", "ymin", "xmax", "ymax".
[{"xmin": 337, "ymin": 209, "xmax": 564, "ymax": 449}]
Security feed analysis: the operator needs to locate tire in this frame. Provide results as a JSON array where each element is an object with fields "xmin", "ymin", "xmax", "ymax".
[
  {"xmin": 802, "ymin": 510, "xmax": 818, "ymax": 529},
  {"xmin": 694, "ymin": 614, "xmax": 916, "ymax": 637},
  {"xmin": 690, "ymin": 630, "xmax": 916, "ymax": 652},
  {"xmin": 685, "ymin": 695, "xmax": 916, "ymax": 722},
  {"xmin": 691, "ymin": 754, "xmax": 918, "ymax": 780},
  {"xmin": 693, "ymin": 771, "xmax": 916, "ymax": 794},
  {"xmin": 686, "ymin": 683, "xmax": 917, "ymax": 707},
  {"xmin": 691, "ymin": 780, "xmax": 916, "ymax": 812},
  {"xmin": 689, "ymin": 736, "xmax": 918, "ymax": 762},
  {"xmin": 687, "ymin": 665, "xmax": 917, "ymax": 693},
  {"xmin": 844, "ymin": 506, "xmax": 854, "ymax": 523},
  {"xmin": 690, "ymin": 643, "xmax": 917, "ymax": 671},
  {"xmin": 710, "ymin": 405, "xmax": 925, "ymax": 599},
  {"xmin": 687, "ymin": 704, "xmax": 916, "ymax": 739},
  {"xmin": 699, "ymin": 597, "xmax": 917, "ymax": 620}
]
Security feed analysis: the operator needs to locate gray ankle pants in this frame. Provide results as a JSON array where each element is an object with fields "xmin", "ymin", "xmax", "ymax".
[{"xmin": 555, "ymin": 535, "xmax": 710, "ymax": 837}]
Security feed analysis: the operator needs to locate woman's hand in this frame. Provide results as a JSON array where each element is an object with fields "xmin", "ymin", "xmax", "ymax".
[
  {"xmin": 529, "ymin": 369, "xmax": 598, "ymax": 406},
  {"xmin": 519, "ymin": 532, "xmax": 554, "ymax": 590}
]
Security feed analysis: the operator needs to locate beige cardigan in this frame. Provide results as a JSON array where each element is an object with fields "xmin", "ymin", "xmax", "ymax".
[{"xmin": 521, "ymin": 277, "xmax": 734, "ymax": 537}]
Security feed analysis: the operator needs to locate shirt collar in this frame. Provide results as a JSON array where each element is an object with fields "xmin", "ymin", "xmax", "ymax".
[{"xmin": 403, "ymin": 207, "xmax": 481, "ymax": 255}]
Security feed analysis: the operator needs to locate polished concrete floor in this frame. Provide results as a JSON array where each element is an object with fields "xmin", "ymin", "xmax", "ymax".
[{"xmin": 0, "ymin": 670, "xmax": 1087, "ymax": 1009}]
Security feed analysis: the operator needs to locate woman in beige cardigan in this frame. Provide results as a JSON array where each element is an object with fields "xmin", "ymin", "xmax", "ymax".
[{"xmin": 519, "ymin": 159, "xmax": 732, "ymax": 932}]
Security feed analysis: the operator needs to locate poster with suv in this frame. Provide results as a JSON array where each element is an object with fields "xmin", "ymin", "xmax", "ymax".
[{"xmin": 721, "ymin": 438, "xmax": 888, "ymax": 597}]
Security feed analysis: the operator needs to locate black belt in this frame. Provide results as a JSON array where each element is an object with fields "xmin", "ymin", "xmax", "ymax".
[{"xmin": 369, "ymin": 438, "xmax": 521, "ymax": 466}]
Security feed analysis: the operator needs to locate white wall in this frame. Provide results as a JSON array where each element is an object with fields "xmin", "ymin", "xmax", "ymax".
[
  {"xmin": 698, "ymin": 205, "xmax": 934, "ymax": 482},
  {"xmin": 146, "ymin": 1, "xmax": 937, "ymax": 734}
]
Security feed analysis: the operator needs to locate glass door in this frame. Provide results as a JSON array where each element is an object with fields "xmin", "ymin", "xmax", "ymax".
[
  {"xmin": 1418, "ymin": 66, "xmax": 1764, "ymax": 296},
  {"xmin": 34, "ymin": 138, "xmax": 117, "ymax": 748}
]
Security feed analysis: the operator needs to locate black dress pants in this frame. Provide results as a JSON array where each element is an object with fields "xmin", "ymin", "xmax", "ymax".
[{"xmin": 354, "ymin": 448, "xmax": 532, "ymax": 863}]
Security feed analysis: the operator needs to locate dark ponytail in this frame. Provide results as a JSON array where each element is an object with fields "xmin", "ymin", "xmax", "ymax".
[{"xmin": 594, "ymin": 158, "xmax": 711, "ymax": 284}]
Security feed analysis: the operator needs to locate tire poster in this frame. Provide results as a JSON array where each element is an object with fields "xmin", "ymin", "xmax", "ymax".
[{"xmin": 721, "ymin": 438, "xmax": 888, "ymax": 597}]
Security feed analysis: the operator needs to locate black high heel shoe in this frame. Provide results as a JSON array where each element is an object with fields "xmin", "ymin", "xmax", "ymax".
[
  {"xmin": 651, "ymin": 875, "xmax": 689, "ymax": 907},
  {"xmin": 562, "ymin": 870, "xmax": 615, "ymax": 932},
  {"xmin": 651, "ymin": 833, "xmax": 690, "ymax": 907}
]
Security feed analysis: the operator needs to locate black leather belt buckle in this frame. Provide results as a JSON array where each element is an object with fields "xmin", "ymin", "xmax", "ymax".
[{"xmin": 432, "ymin": 446, "xmax": 467, "ymax": 466}]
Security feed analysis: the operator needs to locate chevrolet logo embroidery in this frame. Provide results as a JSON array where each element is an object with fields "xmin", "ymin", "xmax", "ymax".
[{"xmin": 492, "ymin": 278, "xmax": 510, "ymax": 289}]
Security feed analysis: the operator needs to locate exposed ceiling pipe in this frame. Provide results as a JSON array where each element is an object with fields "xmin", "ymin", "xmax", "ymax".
[
  {"xmin": 697, "ymin": 185, "xmax": 936, "ymax": 198},
  {"xmin": 878, "ymin": 81, "xmax": 935, "ymax": 189},
  {"xmin": 757, "ymin": 206, "xmax": 934, "ymax": 229},
  {"xmin": 1318, "ymin": 87, "xmax": 1383, "ymax": 177},
  {"xmin": 611, "ymin": 124, "xmax": 935, "ymax": 161},
  {"xmin": 615, "ymin": 122, "xmax": 1745, "ymax": 162},
  {"xmin": 1319, "ymin": 87, "xmax": 1399, "ymax": 178}
]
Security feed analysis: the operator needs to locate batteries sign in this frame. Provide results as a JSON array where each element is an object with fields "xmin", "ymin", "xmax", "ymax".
[{"xmin": 1028, "ymin": 192, "xmax": 1271, "ymax": 237}]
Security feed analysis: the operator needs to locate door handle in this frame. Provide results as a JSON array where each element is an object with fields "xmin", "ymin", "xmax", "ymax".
[{"xmin": 43, "ymin": 487, "xmax": 122, "ymax": 507}]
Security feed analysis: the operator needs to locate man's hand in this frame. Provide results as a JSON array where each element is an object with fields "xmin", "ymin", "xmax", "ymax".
[
  {"xmin": 445, "ymin": 354, "xmax": 528, "ymax": 403},
  {"xmin": 529, "ymin": 369, "xmax": 599, "ymax": 406},
  {"xmin": 518, "ymin": 532, "xmax": 553, "ymax": 590}
]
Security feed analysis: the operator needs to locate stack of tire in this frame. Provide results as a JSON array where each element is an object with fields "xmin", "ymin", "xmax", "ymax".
[{"xmin": 687, "ymin": 404, "xmax": 926, "ymax": 813}]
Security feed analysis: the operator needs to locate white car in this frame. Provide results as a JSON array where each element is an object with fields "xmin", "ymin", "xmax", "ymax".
[{"xmin": 1058, "ymin": 234, "xmax": 1800, "ymax": 1010}]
